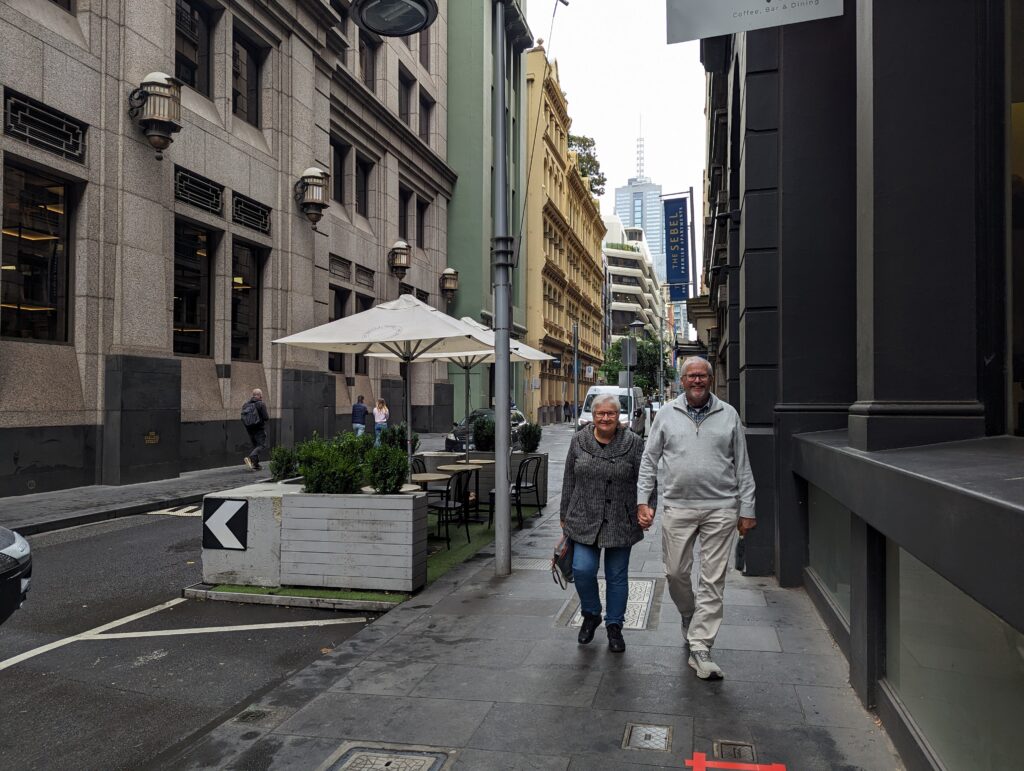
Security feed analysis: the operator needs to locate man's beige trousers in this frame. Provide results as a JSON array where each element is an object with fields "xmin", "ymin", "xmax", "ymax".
[{"xmin": 661, "ymin": 504, "xmax": 739, "ymax": 652}]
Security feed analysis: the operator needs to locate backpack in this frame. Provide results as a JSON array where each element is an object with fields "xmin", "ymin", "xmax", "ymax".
[{"xmin": 241, "ymin": 400, "xmax": 262, "ymax": 427}]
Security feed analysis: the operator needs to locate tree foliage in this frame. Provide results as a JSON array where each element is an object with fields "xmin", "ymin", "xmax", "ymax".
[
  {"xmin": 568, "ymin": 133, "xmax": 607, "ymax": 197},
  {"xmin": 600, "ymin": 338, "xmax": 677, "ymax": 395}
]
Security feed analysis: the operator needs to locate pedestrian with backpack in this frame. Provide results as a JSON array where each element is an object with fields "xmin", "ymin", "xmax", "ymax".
[{"xmin": 241, "ymin": 388, "xmax": 270, "ymax": 470}]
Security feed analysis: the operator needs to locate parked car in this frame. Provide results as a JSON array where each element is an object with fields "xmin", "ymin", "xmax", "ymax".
[
  {"xmin": 577, "ymin": 385, "xmax": 647, "ymax": 435},
  {"xmin": 0, "ymin": 526, "xmax": 31, "ymax": 626},
  {"xmin": 445, "ymin": 408, "xmax": 526, "ymax": 451}
]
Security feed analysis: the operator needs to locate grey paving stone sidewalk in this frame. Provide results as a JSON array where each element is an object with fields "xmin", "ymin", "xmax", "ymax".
[{"xmin": 167, "ymin": 423, "xmax": 902, "ymax": 771}]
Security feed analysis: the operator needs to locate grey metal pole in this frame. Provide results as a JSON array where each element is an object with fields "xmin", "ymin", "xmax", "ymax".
[
  {"xmin": 404, "ymin": 360, "xmax": 413, "ymax": 469},
  {"xmin": 572, "ymin": 321, "xmax": 579, "ymax": 424},
  {"xmin": 687, "ymin": 186, "xmax": 697, "ymax": 308},
  {"xmin": 658, "ymin": 314, "xmax": 664, "ymax": 405},
  {"xmin": 492, "ymin": 0, "xmax": 513, "ymax": 577}
]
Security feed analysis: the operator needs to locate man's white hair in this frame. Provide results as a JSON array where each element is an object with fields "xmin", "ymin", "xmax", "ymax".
[
  {"xmin": 681, "ymin": 356, "xmax": 713, "ymax": 379},
  {"xmin": 591, "ymin": 393, "xmax": 620, "ymax": 412}
]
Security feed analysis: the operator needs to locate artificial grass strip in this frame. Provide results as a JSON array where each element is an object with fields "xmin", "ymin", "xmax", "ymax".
[{"xmin": 211, "ymin": 584, "xmax": 406, "ymax": 603}]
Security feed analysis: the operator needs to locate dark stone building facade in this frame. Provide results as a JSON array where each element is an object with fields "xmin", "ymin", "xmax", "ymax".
[{"xmin": 689, "ymin": 2, "xmax": 1024, "ymax": 768}]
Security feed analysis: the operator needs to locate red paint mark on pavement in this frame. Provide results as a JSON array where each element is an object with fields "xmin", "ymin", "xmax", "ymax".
[{"xmin": 685, "ymin": 753, "xmax": 786, "ymax": 771}]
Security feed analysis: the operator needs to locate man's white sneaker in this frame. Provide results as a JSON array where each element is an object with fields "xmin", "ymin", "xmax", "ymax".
[
  {"xmin": 243, "ymin": 456, "xmax": 254, "ymax": 470},
  {"xmin": 688, "ymin": 649, "xmax": 723, "ymax": 680}
]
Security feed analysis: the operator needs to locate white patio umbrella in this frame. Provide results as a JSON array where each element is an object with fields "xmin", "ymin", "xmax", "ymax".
[{"xmin": 273, "ymin": 295, "xmax": 491, "ymax": 466}]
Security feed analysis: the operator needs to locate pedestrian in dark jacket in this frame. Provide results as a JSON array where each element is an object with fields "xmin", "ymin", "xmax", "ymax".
[
  {"xmin": 241, "ymin": 388, "xmax": 270, "ymax": 470},
  {"xmin": 560, "ymin": 393, "xmax": 654, "ymax": 652}
]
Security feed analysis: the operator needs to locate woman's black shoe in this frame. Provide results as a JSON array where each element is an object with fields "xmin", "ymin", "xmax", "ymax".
[
  {"xmin": 578, "ymin": 613, "xmax": 602, "ymax": 644},
  {"xmin": 607, "ymin": 624, "xmax": 625, "ymax": 653}
]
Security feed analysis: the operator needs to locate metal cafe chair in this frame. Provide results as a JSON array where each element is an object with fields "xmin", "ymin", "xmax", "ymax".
[
  {"xmin": 428, "ymin": 469, "xmax": 471, "ymax": 549},
  {"xmin": 489, "ymin": 454, "xmax": 543, "ymax": 530}
]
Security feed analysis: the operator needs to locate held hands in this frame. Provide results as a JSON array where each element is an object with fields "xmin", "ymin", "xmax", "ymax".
[
  {"xmin": 637, "ymin": 504, "xmax": 655, "ymax": 530},
  {"xmin": 737, "ymin": 517, "xmax": 757, "ymax": 537}
]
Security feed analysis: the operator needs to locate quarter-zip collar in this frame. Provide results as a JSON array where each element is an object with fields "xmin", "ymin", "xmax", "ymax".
[{"xmin": 671, "ymin": 393, "xmax": 724, "ymax": 431}]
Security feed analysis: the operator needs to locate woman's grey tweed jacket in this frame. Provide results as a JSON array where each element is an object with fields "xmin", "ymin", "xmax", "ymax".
[{"xmin": 560, "ymin": 424, "xmax": 654, "ymax": 549}]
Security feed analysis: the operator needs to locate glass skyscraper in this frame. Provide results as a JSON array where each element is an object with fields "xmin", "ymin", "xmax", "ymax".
[{"xmin": 614, "ymin": 177, "xmax": 665, "ymax": 280}]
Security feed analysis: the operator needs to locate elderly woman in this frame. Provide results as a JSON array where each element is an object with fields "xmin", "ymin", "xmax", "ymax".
[{"xmin": 560, "ymin": 393, "xmax": 652, "ymax": 652}]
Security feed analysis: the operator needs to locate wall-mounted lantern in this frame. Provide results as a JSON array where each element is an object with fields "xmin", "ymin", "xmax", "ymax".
[
  {"xmin": 439, "ymin": 267, "xmax": 459, "ymax": 304},
  {"xmin": 387, "ymin": 240, "xmax": 411, "ymax": 279},
  {"xmin": 128, "ymin": 72, "xmax": 183, "ymax": 160},
  {"xmin": 293, "ymin": 167, "xmax": 330, "ymax": 227},
  {"xmin": 350, "ymin": 0, "xmax": 438, "ymax": 36}
]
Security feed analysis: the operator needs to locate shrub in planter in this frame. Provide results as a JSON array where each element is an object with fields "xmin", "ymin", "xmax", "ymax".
[
  {"xmin": 295, "ymin": 433, "xmax": 371, "ymax": 494},
  {"xmin": 381, "ymin": 422, "xmax": 420, "ymax": 453},
  {"xmin": 364, "ymin": 444, "xmax": 410, "ymax": 494},
  {"xmin": 473, "ymin": 417, "xmax": 496, "ymax": 451},
  {"xmin": 519, "ymin": 422, "xmax": 542, "ymax": 453},
  {"xmin": 269, "ymin": 446, "xmax": 298, "ymax": 481}
]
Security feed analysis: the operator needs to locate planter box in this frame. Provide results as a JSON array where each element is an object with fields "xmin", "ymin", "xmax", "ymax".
[{"xmin": 202, "ymin": 483, "xmax": 427, "ymax": 592}]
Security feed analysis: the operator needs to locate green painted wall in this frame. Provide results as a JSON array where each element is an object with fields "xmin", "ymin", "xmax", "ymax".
[{"xmin": 446, "ymin": 0, "xmax": 530, "ymax": 422}]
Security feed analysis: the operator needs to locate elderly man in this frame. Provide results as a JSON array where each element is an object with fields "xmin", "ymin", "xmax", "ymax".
[{"xmin": 637, "ymin": 357, "xmax": 756, "ymax": 680}]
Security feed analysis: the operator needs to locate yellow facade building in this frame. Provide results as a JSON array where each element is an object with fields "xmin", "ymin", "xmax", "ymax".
[{"xmin": 523, "ymin": 47, "xmax": 606, "ymax": 424}]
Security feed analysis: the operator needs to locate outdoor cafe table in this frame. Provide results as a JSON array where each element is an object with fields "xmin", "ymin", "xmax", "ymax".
[
  {"xmin": 455, "ymin": 458, "xmax": 495, "ymax": 465},
  {"xmin": 410, "ymin": 472, "xmax": 450, "ymax": 490},
  {"xmin": 436, "ymin": 464, "xmax": 483, "ymax": 520}
]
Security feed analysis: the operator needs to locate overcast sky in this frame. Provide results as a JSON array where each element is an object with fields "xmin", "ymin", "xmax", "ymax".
[{"xmin": 523, "ymin": 0, "xmax": 708, "ymax": 262}]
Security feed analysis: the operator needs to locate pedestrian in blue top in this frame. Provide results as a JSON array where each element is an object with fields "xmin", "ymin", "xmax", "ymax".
[{"xmin": 351, "ymin": 395, "xmax": 368, "ymax": 436}]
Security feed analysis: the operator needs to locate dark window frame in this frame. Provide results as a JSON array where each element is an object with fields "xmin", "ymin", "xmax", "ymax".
[
  {"xmin": 416, "ymin": 198, "xmax": 429, "ymax": 250},
  {"xmin": 330, "ymin": 137, "xmax": 350, "ymax": 204},
  {"xmin": 358, "ymin": 33, "xmax": 378, "ymax": 92},
  {"xmin": 355, "ymin": 155, "xmax": 374, "ymax": 218},
  {"xmin": 230, "ymin": 238, "xmax": 263, "ymax": 362},
  {"xmin": 418, "ymin": 90, "xmax": 433, "ymax": 143},
  {"xmin": 353, "ymin": 292, "xmax": 374, "ymax": 374},
  {"xmin": 173, "ymin": 219, "xmax": 216, "ymax": 357},
  {"xmin": 232, "ymin": 29, "xmax": 263, "ymax": 127},
  {"xmin": 419, "ymin": 26, "xmax": 430, "ymax": 69},
  {"xmin": 398, "ymin": 186, "xmax": 412, "ymax": 240},
  {"xmin": 48, "ymin": 0, "xmax": 73, "ymax": 11},
  {"xmin": 328, "ymin": 284, "xmax": 350, "ymax": 373},
  {"xmin": 398, "ymin": 69, "xmax": 414, "ymax": 125},
  {"xmin": 1, "ymin": 161, "xmax": 74, "ymax": 344},
  {"xmin": 175, "ymin": 0, "xmax": 212, "ymax": 97}
]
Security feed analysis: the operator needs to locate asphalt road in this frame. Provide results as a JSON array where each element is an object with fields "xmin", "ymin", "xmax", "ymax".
[{"xmin": 0, "ymin": 513, "xmax": 373, "ymax": 770}]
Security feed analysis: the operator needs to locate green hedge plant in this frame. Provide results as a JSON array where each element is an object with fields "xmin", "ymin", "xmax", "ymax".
[
  {"xmin": 473, "ymin": 417, "xmax": 496, "ymax": 451},
  {"xmin": 381, "ymin": 422, "xmax": 420, "ymax": 453},
  {"xmin": 269, "ymin": 446, "xmax": 298, "ymax": 481},
  {"xmin": 295, "ymin": 432, "xmax": 372, "ymax": 494},
  {"xmin": 364, "ymin": 444, "xmax": 409, "ymax": 494},
  {"xmin": 519, "ymin": 422, "xmax": 542, "ymax": 453}
]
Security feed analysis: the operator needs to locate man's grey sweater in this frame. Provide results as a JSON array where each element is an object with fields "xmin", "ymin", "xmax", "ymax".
[{"xmin": 637, "ymin": 394, "xmax": 756, "ymax": 518}]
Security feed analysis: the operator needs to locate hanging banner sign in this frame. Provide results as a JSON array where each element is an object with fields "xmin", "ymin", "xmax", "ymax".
[
  {"xmin": 664, "ymin": 197, "xmax": 690, "ymax": 303},
  {"xmin": 666, "ymin": 0, "xmax": 844, "ymax": 44}
]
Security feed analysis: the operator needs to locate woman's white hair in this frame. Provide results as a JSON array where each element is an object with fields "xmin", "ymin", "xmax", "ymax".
[
  {"xmin": 681, "ymin": 356, "xmax": 713, "ymax": 380},
  {"xmin": 591, "ymin": 393, "xmax": 620, "ymax": 413}
]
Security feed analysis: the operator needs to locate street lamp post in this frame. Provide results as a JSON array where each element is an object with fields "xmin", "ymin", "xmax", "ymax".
[
  {"xmin": 658, "ymin": 314, "xmax": 665, "ymax": 405},
  {"xmin": 627, "ymin": 318, "xmax": 645, "ymax": 417},
  {"xmin": 572, "ymin": 321, "xmax": 579, "ymax": 423}
]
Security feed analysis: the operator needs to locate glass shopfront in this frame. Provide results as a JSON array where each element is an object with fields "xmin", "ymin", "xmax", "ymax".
[
  {"xmin": 885, "ymin": 544, "xmax": 1024, "ymax": 770},
  {"xmin": 806, "ymin": 483, "xmax": 851, "ymax": 622}
]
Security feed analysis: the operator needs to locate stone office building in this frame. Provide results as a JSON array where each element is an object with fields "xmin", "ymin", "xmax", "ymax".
[
  {"xmin": 687, "ymin": 2, "xmax": 1024, "ymax": 769},
  {"xmin": 0, "ymin": 0, "xmax": 454, "ymax": 496}
]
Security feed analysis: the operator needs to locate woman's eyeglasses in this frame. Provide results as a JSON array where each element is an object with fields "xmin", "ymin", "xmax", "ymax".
[{"xmin": 593, "ymin": 411, "xmax": 619, "ymax": 419}]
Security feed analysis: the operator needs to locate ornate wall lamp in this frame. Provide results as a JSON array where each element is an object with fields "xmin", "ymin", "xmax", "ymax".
[
  {"xmin": 439, "ymin": 267, "xmax": 459, "ymax": 304},
  {"xmin": 128, "ymin": 73, "xmax": 183, "ymax": 160},
  {"xmin": 293, "ymin": 167, "xmax": 330, "ymax": 228},
  {"xmin": 387, "ymin": 240, "xmax": 411, "ymax": 279},
  {"xmin": 350, "ymin": 0, "xmax": 438, "ymax": 36}
]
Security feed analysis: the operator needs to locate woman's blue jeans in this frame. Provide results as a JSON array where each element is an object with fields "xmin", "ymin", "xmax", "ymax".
[
  {"xmin": 374, "ymin": 422, "xmax": 387, "ymax": 445},
  {"xmin": 572, "ymin": 541, "xmax": 632, "ymax": 627}
]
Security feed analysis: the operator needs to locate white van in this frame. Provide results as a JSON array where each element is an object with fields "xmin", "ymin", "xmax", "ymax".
[{"xmin": 577, "ymin": 385, "xmax": 647, "ymax": 435}]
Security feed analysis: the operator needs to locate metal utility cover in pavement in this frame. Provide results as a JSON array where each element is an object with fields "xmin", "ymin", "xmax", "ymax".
[
  {"xmin": 202, "ymin": 498, "xmax": 248, "ymax": 550},
  {"xmin": 569, "ymin": 578, "xmax": 655, "ymax": 630},
  {"xmin": 622, "ymin": 723, "xmax": 672, "ymax": 751},
  {"xmin": 325, "ymin": 746, "xmax": 449, "ymax": 770},
  {"xmin": 715, "ymin": 740, "xmax": 757, "ymax": 761},
  {"xmin": 511, "ymin": 557, "xmax": 551, "ymax": 571}
]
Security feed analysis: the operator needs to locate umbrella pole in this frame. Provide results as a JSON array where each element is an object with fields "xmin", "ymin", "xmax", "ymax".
[
  {"xmin": 405, "ymin": 358, "xmax": 413, "ymax": 474},
  {"xmin": 464, "ymin": 365, "xmax": 471, "ymax": 462}
]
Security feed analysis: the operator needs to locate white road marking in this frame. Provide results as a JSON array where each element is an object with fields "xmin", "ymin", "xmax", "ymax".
[
  {"xmin": 81, "ymin": 617, "xmax": 367, "ymax": 639},
  {"xmin": 205, "ymin": 499, "xmax": 245, "ymax": 548},
  {"xmin": 0, "ymin": 597, "xmax": 187, "ymax": 672}
]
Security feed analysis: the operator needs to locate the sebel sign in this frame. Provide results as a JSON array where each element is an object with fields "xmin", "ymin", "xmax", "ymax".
[{"xmin": 667, "ymin": 0, "xmax": 843, "ymax": 44}]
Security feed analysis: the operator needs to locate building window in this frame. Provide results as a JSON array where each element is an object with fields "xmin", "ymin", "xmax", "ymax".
[
  {"xmin": 806, "ymin": 484, "xmax": 852, "ymax": 622},
  {"xmin": 175, "ymin": 0, "xmax": 211, "ymax": 97},
  {"xmin": 355, "ymin": 155, "xmax": 373, "ymax": 218},
  {"xmin": 173, "ymin": 221, "xmax": 213, "ymax": 356},
  {"xmin": 419, "ymin": 26, "xmax": 430, "ymax": 70},
  {"xmin": 354, "ymin": 293, "xmax": 373, "ymax": 373},
  {"xmin": 231, "ymin": 240, "xmax": 261, "ymax": 361},
  {"xmin": 418, "ymin": 92, "xmax": 433, "ymax": 143},
  {"xmin": 48, "ymin": 0, "xmax": 72, "ymax": 10},
  {"xmin": 885, "ymin": 542, "xmax": 1024, "ymax": 770},
  {"xmin": 329, "ymin": 285, "xmax": 349, "ymax": 373},
  {"xmin": 416, "ymin": 198, "xmax": 428, "ymax": 250},
  {"xmin": 1, "ymin": 164, "xmax": 70, "ymax": 342},
  {"xmin": 358, "ymin": 33, "xmax": 377, "ymax": 91},
  {"xmin": 331, "ymin": 137, "xmax": 349, "ymax": 204},
  {"xmin": 232, "ymin": 31, "xmax": 261, "ymax": 126},
  {"xmin": 398, "ymin": 187, "xmax": 412, "ymax": 241},
  {"xmin": 399, "ymin": 70, "xmax": 414, "ymax": 126}
]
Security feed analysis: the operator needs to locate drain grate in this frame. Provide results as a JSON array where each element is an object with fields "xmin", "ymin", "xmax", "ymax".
[
  {"xmin": 511, "ymin": 557, "xmax": 551, "ymax": 571},
  {"xmin": 714, "ymin": 740, "xmax": 756, "ymax": 761},
  {"xmin": 569, "ymin": 578, "xmax": 655, "ymax": 630},
  {"xmin": 622, "ymin": 723, "xmax": 672, "ymax": 751},
  {"xmin": 327, "ymin": 746, "xmax": 449, "ymax": 771}
]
